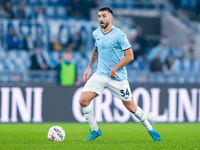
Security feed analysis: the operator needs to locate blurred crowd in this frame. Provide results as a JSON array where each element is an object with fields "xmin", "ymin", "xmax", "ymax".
[
  {"xmin": 170, "ymin": 0, "xmax": 200, "ymax": 21},
  {"xmin": 4, "ymin": 21, "xmax": 87, "ymax": 53},
  {"xmin": 0, "ymin": 0, "xmax": 200, "ymax": 84},
  {"xmin": 0, "ymin": 0, "xmax": 98, "ymax": 20},
  {"xmin": 128, "ymin": 26, "xmax": 200, "ymax": 74}
]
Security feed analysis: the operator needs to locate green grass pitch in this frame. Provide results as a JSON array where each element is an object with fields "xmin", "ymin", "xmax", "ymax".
[{"xmin": 0, "ymin": 123, "xmax": 199, "ymax": 150}]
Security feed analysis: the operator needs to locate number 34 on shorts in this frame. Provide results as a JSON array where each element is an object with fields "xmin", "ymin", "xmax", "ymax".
[{"xmin": 120, "ymin": 88, "xmax": 131, "ymax": 99}]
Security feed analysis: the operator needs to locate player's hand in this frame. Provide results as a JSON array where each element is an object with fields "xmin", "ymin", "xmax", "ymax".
[
  {"xmin": 83, "ymin": 67, "xmax": 91, "ymax": 82},
  {"xmin": 109, "ymin": 68, "xmax": 117, "ymax": 78}
]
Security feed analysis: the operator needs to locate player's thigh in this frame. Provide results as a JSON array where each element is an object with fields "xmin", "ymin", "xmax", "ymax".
[
  {"xmin": 107, "ymin": 79, "xmax": 132, "ymax": 101},
  {"xmin": 82, "ymin": 74, "xmax": 106, "ymax": 96}
]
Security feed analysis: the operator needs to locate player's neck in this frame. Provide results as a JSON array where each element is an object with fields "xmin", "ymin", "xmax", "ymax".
[{"xmin": 101, "ymin": 24, "xmax": 113, "ymax": 34}]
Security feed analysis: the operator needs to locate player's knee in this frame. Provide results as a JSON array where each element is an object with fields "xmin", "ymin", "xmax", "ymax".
[
  {"xmin": 132, "ymin": 107, "xmax": 137, "ymax": 113},
  {"xmin": 79, "ymin": 98, "xmax": 89, "ymax": 107},
  {"xmin": 127, "ymin": 105, "xmax": 137, "ymax": 113}
]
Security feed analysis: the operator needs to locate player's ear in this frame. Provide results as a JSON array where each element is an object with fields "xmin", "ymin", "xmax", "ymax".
[{"xmin": 110, "ymin": 14, "xmax": 113, "ymax": 20}]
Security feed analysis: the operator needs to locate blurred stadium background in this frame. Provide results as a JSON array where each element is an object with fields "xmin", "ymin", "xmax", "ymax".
[{"xmin": 0, "ymin": 0, "xmax": 200, "ymax": 123}]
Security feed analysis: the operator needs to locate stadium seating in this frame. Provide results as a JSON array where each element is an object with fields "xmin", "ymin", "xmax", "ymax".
[
  {"xmin": 46, "ymin": 6, "xmax": 56, "ymax": 19},
  {"xmin": 0, "ymin": 0, "xmax": 200, "ymax": 84},
  {"xmin": 56, "ymin": 6, "xmax": 67, "ymax": 19},
  {"xmin": 0, "ymin": 62, "xmax": 4, "ymax": 71}
]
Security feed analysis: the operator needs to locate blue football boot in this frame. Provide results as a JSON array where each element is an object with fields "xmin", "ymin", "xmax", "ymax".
[
  {"xmin": 85, "ymin": 128, "xmax": 102, "ymax": 141},
  {"xmin": 148, "ymin": 128, "xmax": 161, "ymax": 141}
]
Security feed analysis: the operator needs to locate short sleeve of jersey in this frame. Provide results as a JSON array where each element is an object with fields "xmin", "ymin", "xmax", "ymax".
[
  {"xmin": 118, "ymin": 33, "xmax": 131, "ymax": 51},
  {"xmin": 93, "ymin": 31, "xmax": 97, "ymax": 47}
]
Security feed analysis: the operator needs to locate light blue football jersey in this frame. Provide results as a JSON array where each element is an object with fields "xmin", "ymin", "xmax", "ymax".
[{"xmin": 93, "ymin": 26, "xmax": 131, "ymax": 81}]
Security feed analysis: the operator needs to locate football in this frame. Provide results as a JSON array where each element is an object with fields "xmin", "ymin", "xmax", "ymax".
[{"xmin": 47, "ymin": 126, "xmax": 65, "ymax": 141}]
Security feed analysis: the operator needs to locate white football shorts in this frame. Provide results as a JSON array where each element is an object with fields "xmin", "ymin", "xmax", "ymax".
[{"xmin": 82, "ymin": 74, "xmax": 132, "ymax": 101}]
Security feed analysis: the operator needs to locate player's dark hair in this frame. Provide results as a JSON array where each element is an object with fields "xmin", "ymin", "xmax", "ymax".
[{"xmin": 99, "ymin": 7, "xmax": 113, "ymax": 15}]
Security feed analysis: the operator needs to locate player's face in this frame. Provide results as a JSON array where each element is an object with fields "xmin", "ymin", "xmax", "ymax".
[{"xmin": 98, "ymin": 11, "xmax": 113, "ymax": 29}]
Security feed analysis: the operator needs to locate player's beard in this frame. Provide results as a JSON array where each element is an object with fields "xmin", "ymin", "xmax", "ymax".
[{"xmin": 100, "ymin": 21, "xmax": 109, "ymax": 29}]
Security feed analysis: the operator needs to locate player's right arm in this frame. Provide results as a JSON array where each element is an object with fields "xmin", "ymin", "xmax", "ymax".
[{"xmin": 83, "ymin": 46, "xmax": 98, "ymax": 82}]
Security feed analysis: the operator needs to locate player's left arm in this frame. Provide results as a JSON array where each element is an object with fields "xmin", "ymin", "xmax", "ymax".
[{"xmin": 109, "ymin": 48, "xmax": 134, "ymax": 78}]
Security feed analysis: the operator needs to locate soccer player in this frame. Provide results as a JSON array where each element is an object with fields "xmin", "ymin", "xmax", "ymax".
[{"xmin": 79, "ymin": 7, "xmax": 161, "ymax": 141}]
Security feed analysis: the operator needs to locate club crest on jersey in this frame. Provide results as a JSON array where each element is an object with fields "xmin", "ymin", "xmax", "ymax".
[{"xmin": 109, "ymin": 37, "xmax": 113, "ymax": 42}]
